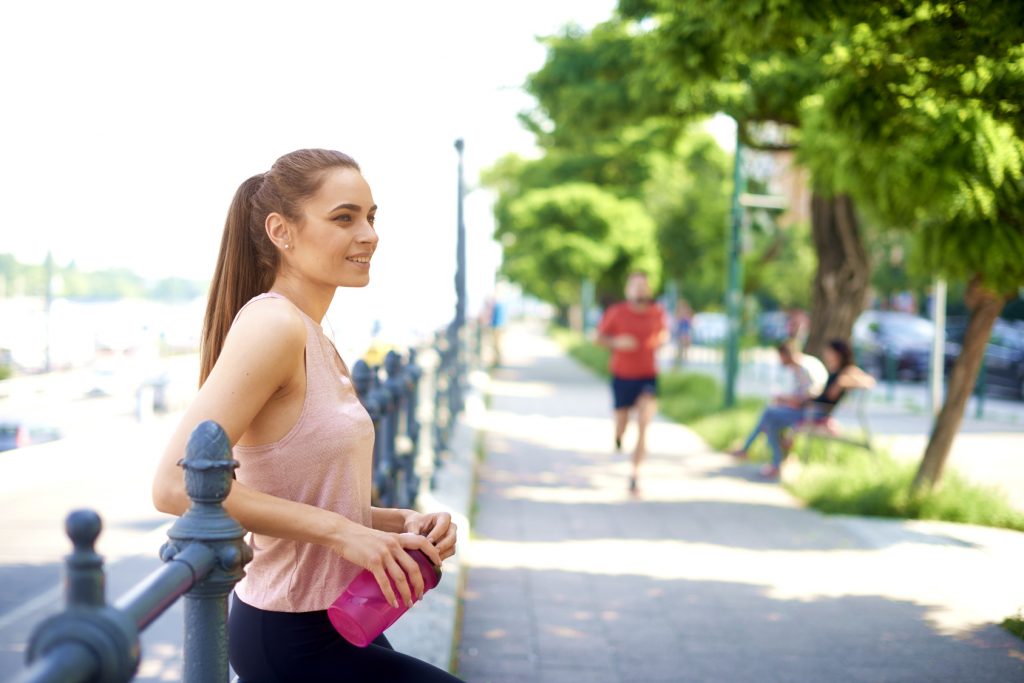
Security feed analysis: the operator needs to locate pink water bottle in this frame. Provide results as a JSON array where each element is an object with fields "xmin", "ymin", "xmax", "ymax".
[{"xmin": 328, "ymin": 549, "xmax": 442, "ymax": 647}]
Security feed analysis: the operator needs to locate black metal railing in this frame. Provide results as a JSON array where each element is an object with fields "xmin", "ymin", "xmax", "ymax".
[
  {"xmin": 6, "ymin": 338, "xmax": 466, "ymax": 683},
  {"xmin": 9, "ymin": 420, "xmax": 250, "ymax": 683}
]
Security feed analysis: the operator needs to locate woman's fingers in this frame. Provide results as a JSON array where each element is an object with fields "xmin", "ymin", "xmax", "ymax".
[
  {"xmin": 399, "ymin": 531, "xmax": 443, "ymax": 568},
  {"xmin": 434, "ymin": 524, "xmax": 457, "ymax": 559},
  {"xmin": 425, "ymin": 513, "xmax": 451, "ymax": 544},
  {"xmin": 370, "ymin": 563, "xmax": 399, "ymax": 609},
  {"xmin": 395, "ymin": 546, "xmax": 426, "ymax": 600},
  {"xmin": 383, "ymin": 553, "xmax": 414, "ymax": 607}
]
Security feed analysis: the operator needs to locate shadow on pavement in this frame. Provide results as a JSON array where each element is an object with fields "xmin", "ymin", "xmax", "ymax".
[
  {"xmin": 476, "ymin": 448, "xmax": 975, "ymax": 552},
  {"xmin": 457, "ymin": 567, "xmax": 1024, "ymax": 683}
]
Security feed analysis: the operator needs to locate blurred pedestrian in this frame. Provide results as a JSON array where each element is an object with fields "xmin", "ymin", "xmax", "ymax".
[
  {"xmin": 151, "ymin": 149, "xmax": 462, "ymax": 682},
  {"xmin": 672, "ymin": 299, "xmax": 694, "ymax": 368},
  {"xmin": 731, "ymin": 339, "xmax": 874, "ymax": 479},
  {"xmin": 489, "ymin": 295, "xmax": 508, "ymax": 368},
  {"xmin": 596, "ymin": 272, "xmax": 668, "ymax": 494},
  {"xmin": 772, "ymin": 339, "xmax": 827, "ymax": 409}
]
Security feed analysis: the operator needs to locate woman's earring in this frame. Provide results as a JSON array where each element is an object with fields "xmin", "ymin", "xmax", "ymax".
[{"xmin": 284, "ymin": 244, "xmax": 290, "ymax": 250}]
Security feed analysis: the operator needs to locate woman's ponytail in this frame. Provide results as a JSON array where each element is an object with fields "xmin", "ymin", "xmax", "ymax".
[{"xmin": 199, "ymin": 174, "xmax": 276, "ymax": 385}]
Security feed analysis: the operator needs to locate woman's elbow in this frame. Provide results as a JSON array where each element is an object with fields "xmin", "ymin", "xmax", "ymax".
[{"xmin": 152, "ymin": 476, "xmax": 189, "ymax": 517}]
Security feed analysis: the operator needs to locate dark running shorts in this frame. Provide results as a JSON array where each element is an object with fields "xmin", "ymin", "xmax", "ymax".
[{"xmin": 612, "ymin": 375, "xmax": 658, "ymax": 409}]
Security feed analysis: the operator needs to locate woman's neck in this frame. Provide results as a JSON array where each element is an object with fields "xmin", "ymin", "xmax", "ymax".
[{"xmin": 269, "ymin": 277, "xmax": 335, "ymax": 323}]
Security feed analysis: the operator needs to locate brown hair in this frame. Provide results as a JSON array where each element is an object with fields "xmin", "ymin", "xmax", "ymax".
[
  {"xmin": 827, "ymin": 339, "xmax": 855, "ymax": 369},
  {"xmin": 200, "ymin": 149, "xmax": 361, "ymax": 385}
]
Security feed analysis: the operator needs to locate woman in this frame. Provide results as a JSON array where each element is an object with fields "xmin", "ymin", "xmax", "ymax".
[
  {"xmin": 152, "ymin": 149, "xmax": 462, "ymax": 682},
  {"xmin": 730, "ymin": 339, "xmax": 874, "ymax": 479}
]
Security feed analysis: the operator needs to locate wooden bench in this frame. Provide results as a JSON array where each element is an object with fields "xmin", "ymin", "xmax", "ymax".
[{"xmin": 791, "ymin": 388, "xmax": 874, "ymax": 459}]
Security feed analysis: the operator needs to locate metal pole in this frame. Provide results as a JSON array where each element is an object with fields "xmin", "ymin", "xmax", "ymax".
[
  {"xmin": 453, "ymin": 138, "xmax": 467, "ymax": 413},
  {"xmin": 929, "ymin": 278, "xmax": 947, "ymax": 416},
  {"xmin": 724, "ymin": 124, "xmax": 744, "ymax": 408},
  {"xmin": 44, "ymin": 250, "xmax": 53, "ymax": 374}
]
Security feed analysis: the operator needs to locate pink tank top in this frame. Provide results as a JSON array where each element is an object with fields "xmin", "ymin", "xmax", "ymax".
[{"xmin": 232, "ymin": 292, "xmax": 375, "ymax": 612}]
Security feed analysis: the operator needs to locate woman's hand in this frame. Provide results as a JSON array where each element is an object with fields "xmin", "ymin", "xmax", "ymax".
[
  {"xmin": 404, "ymin": 511, "xmax": 458, "ymax": 562},
  {"xmin": 334, "ymin": 524, "xmax": 443, "ymax": 609}
]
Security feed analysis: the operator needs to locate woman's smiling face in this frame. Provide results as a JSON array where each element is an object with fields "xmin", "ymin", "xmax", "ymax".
[{"xmin": 291, "ymin": 166, "xmax": 379, "ymax": 289}]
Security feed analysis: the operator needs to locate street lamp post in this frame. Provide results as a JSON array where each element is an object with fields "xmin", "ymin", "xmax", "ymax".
[
  {"xmin": 724, "ymin": 128, "xmax": 744, "ymax": 408},
  {"xmin": 452, "ymin": 138, "xmax": 467, "ymax": 414}
]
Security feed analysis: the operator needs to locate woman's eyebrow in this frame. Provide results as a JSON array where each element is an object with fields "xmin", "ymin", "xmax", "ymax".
[{"xmin": 330, "ymin": 202, "xmax": 378, "ymax": 213}]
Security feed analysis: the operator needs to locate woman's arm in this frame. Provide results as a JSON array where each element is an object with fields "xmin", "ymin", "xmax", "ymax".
[
  {"xmin": 371, "ymin": 507, "xmax": 413, "ymax": 533},
  {"xmin": 152, "ymin": 300, "xmax": 305, "ymax": 515},
  {"xmin": 838, "ymin": 365, "xmax": 877, "ymax": 390},
  {"xmin": 151, "ymin": 300, "xmax": 440, "ymax": 607}
]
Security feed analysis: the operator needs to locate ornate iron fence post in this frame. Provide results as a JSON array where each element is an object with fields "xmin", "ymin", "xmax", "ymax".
[
  {"xmin": 371, "ymin": 362, "xmax": 398, "ymax": 507},
  {"xmin": 385, "ymin": 350, "xmax": 422, "ymax": 509},
  {"xmin": 161, "ymin": 420, "xmax": 251, "ymax": 683},
  {"xmin": 18, "ymin": 511, "xmax": 139, "ymax": 683},
  {"xmin": 354, "ymin": 359, "xmax": 395, "ymax": 507},
  {"xmin": 403, "ymin": 348, "xmax": 423, "ymax": 505},
  {"xmin": 432, "ymin": 330, "xmax": 452, "ymax": 460}
]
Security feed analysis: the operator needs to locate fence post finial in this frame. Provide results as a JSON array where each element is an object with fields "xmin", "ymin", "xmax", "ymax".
[{"xmin": 163, "ymin": 420, "xmax": 251, "ymax": 683}]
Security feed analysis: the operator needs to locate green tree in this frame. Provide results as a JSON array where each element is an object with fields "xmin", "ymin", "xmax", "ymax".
[
  {"xmin": 644, "ymin": 129, "xmax": 732, "ymax": 310},
  {"xmin": 795, "ymin": 0, "xmax": 1024, "ymax": 488},
  {"xmin": 497, "ymin": 182, "xmax": 660, "ymax": 314},
  {"xmin": 526, "ymin": 4, "xmax": 873, "ymax": 358}
]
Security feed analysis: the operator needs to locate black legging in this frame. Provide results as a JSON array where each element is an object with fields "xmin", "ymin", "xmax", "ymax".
[{"xmin": 229, "ymin": 594, "xmax": 464, "ymax": 682}]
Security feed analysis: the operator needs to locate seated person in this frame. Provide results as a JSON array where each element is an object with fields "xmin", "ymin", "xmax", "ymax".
[
  {"xmin": 772, "ymin": 338, "xmax": 827, "ymax": 408},
  {"xmin": 731, "ymin": 339, "xmax": 875, "ymax": 479}
]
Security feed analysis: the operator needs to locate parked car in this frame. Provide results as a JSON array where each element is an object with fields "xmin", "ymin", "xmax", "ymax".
[
  {"xmin": 852, "ymin": 310, "xmax": 936, "ymax": 382},
  {"xmin": 691, "ymin": 312, "xmax": 729, "ymax": 346},
  {"xmin": 0, "ymin": 417, "xmax": 63, "ymax": 452},
  {"xmin": 945, "ymin": 318, "xmax": 1024, "ymax": 399}
]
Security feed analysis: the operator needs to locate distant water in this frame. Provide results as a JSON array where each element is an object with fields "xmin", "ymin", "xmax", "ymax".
[{"xmin": 0, "ymin": 294, "xmax": 455, "ymax": 372}]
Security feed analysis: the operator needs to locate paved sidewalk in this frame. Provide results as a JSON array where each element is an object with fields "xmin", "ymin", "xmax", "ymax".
[{"xmin": 456, "ymin": 323, "xmax": 1024, "ymax": 683}]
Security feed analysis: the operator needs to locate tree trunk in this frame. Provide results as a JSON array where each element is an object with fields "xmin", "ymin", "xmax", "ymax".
[
  {"xmin": 805, "ymin": 192, "xmax": 871, "ymax": 358},
  {"xmin": 912, "ymin": 277, "xmax": 1005, "ymax": 490}
]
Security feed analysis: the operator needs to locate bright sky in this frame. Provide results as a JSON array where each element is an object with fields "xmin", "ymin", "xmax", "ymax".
[{"xmin": 0, "ymin": 0, "xmax": 618, "ymax": 341}]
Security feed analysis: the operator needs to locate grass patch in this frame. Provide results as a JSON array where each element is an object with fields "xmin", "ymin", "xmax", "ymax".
[
  {"xmin": 787, "ymin": 445, "xmax": 1024, "ymax": 532},
  {"xmin": 1003, "ymin": 611, "xmax": 1024, "ymax": 641},
  {"xmin": 551, "ymin": 326, "xmax": 610, "ymax": 378},
  {"xmin": 467, "ymin": 432, "xmax": 487, "ymax": 538}
]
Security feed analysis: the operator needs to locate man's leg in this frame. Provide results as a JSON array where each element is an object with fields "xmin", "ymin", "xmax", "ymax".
[
  {"xmin": 733, "ymin": 407, "xmax": 773, "ymax": 457},
  {"xmin": 630, "ymin": 391, "xmax": 657, "ymax": 491},
  {"xmin": 614, "ymin": 407, "xmax": 630, "ymax": 452},
  {"xmin": 762, "ymin": 406, "xmax": 804, "ymax": 471}
]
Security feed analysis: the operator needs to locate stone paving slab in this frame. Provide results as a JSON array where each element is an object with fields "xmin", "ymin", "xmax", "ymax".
[{"xmin": 456, "ymin": 322, "xmax": 1024, "ymax": 683}]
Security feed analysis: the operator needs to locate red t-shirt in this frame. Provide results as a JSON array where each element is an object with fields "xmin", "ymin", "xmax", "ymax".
[{"xmin": 598, "ymin": 302, "xmax": 666, "ymax": 379}]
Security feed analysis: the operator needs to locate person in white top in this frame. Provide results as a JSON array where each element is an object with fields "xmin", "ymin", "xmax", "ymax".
[{"xmin": 773, "ymin": 339, "xmax": 828, "ymax": 408}]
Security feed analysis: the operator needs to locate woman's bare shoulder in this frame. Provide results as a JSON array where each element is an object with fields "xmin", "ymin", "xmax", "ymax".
[{"xmin": 226, "ymin": 296, "xmax": 307, "ymax": 355}]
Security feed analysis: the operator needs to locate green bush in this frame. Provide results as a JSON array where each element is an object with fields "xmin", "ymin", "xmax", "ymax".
[
  {"xmin": 687, "ymin": 400, "xmax": 765, "ymax": 452},
  {"xmin": 551, "ymin": 327, "xmax": 610, "ymax": 378},
  {"xmin": 1003, "ymin": 611, "xmax": 1024, "ymax": 641}
]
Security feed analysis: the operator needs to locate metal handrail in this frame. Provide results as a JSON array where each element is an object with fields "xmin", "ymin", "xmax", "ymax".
[
  {"xmin": 6, "ymin": 341, "xmax": 461, "ymax": 683},
  {"xmin": 7, "ymin": 420, "xmax": 250, "ymax": 683}
]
